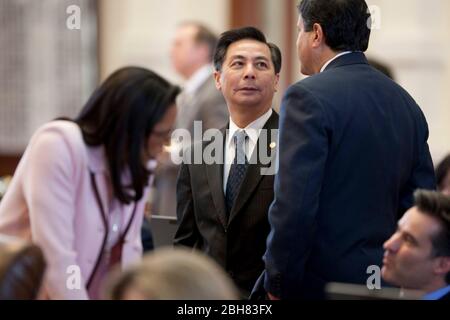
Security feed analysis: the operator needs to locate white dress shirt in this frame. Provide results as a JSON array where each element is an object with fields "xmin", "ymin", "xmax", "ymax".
[
  {"xmin": 320, "ymin": 51, "xmax": 352, "ymax": 73},
  {"xmin": 223, "ymin": 109, "xmax": 273, "ymax": 192}
]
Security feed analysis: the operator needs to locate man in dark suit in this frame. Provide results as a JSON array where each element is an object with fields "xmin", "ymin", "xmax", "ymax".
[
  {"xmin": 382, "ymin": 190, "xmax": 450, "ymax": 301},
  {"xmin": 261, "ymin": 0, "xmax": 436, "ymax": 299},
  {"xmin": 174, "ymin": 27, "xmax": 281, "ymax": 297}
]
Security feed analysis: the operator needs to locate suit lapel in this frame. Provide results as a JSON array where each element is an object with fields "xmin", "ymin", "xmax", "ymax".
[
  {"xmin": 205, "ymin": 127, "xmax": 228, "ymax": 229},
  {"xmin": 86, "ymin": 145, "xmax": 137, "ymax": 237},
  {"xmin": 90, "ymin": 172, "xmax": 110, "ymax": 218},
  {"xmin": 228, "ymin": 112, "xmax": 279, "ymax": 225},
  {"xmin": 86, "ymin": 145, "xmax": 110, "ymax": 217}
]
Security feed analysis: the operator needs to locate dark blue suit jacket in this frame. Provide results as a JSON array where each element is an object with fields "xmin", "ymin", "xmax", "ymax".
[{"xmin": 263, "ymin": 52, "xmax": 436, "ymax": 299}]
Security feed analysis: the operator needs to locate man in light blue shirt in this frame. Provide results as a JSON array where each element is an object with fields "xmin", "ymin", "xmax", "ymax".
[{"xmin": 382, "ymin": 190, "xmax": 450, "ymax": 300}]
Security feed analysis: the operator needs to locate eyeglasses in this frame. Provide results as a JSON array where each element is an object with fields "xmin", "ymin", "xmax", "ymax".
[{"xmin": 151, "ymin": 128, "xmax": 173, "ymax": 140}]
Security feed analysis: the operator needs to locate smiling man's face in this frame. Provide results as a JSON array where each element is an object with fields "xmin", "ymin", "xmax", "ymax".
[{"xmin": 214, "ymin": 39, "xmax": 279, "ymax": 114}]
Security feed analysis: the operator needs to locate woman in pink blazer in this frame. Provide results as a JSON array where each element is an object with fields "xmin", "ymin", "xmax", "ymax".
[{"xmin": 0, "ymin": 67, "xmax": 180, "ymax": 299}]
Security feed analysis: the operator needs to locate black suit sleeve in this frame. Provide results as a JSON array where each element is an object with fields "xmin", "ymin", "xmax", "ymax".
[
  {"xmin": 398, "ymin": 106, "xmax": 436, "ymax": 217},
  {"xmin": 263, "ymin": 84, "xmax": 330, "ymax": 298},
  {"xmin": 173, "ymin": 162, "xmax": 200, "ymax": 248}
]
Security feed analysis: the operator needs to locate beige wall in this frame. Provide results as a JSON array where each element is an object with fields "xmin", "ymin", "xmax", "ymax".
[
  {"xmin": 98, "ymin": 0, "xmax": 229, "ymax": 84},
  {"xmin": 365, "ymin": 0, "xmax": 450, "ymax": 164}
]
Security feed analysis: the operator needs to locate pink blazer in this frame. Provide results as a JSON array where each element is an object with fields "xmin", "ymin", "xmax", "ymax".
[{"xmin": 0, "ymin": 121, "xmax": 152, "ymax": 299}]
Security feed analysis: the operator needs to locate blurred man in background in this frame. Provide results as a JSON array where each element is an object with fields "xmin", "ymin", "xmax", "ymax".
[{"xmin": 151, "ymin": 22, "xmax": 229, "ymax": 220}]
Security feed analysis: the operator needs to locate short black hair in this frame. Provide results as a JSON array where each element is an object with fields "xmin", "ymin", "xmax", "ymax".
[
  {"xmin": 213, "ymin": 26, "xmax": 282, "ymax": 74},
  {"xmin": 76, "ymin": 67, "xmax": 180, "ymax": 204},
  {"xmin": 298, "ymin": 0, "xmax": 371, "ymax": 52},
  {"xmin": 180, "ymin": 22, "xmax": 218, "ymax": 62},
  {"xmin": 414, "ymin": 190, "xmax": 450, "ymax": 284},
  {"xmin": 436, "ymin": 154, "xmax": 450, "ymax": 192}
]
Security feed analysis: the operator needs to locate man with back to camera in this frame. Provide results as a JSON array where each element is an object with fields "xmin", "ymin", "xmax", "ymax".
[
  {"xmin": 258, "ymin": 0, "xmax": 436, "ymax": 299},
  {"xmin": 174, "ymin": 27, "xmax": 281, "ymax": 297},
  {"xmin": 382, "ymin": 190, "xmax": 450, "ymax": 300}
]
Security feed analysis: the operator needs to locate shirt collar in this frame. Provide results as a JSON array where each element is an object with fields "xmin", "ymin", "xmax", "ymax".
[
  {"xmin": 227, "ymin": 108, "xmax": 273, "ymax": 149},
  {"xmin": 184, "ymin": 64, "xmax": 213, "ymax": 94},
  {"xmin": 423, "ymin": 285, "xmax": 450, "ymax": 300},
  {"xmin": 320, "ymin": 51, "xmax": 353, "ymax": 73}
]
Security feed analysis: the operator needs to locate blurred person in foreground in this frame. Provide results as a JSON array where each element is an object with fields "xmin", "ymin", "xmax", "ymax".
[
  {"xmin": 0, "ymin": 67, "xmax": 180, "ymax": 299},
  {"xmin": 107, "ymin": 247, "xmax": 238, "ymax": 300},
  {"xmin": 0, "ymin": 235, "xmax": 46, "ymax": 300}
]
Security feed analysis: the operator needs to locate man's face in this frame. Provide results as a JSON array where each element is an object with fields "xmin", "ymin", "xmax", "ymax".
[
  {"xmin": 296, "ymin": 15, "xmax": 315, "ymax": 76},
  {"xmin": 214, "ymin": 39, "xmax": 279, "ymax": 112},
  {"xmin": 381, "ymin": 207, "xmax": 443, "ymax": 290},
  {"xmin": 170, "ymin": 25, "xmax": 202, "ymax": 78}
]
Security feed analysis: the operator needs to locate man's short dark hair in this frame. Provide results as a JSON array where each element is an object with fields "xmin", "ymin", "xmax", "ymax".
[
  {"xmin": 298, "ymin": 0, "xmax": 371, "ymax": 52},
  {"xmin": 213, "ymin": 26, "xmax": 282, "ymax": 74},
  {"xmin": 414, "ymin": 190, "xmax": 450, "ymax": 284},
  {"xmin": 436, "ymin": 154, "xmax": 450, "ymax": 192},
  {"xmin": 180, "ymin": 22, "xmax": 218, "ymax": 62}
]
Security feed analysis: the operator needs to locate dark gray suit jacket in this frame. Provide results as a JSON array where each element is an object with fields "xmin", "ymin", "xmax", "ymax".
[{"xmin": 174, "ymin": 111, "xmax": 279, "ymax": 294}]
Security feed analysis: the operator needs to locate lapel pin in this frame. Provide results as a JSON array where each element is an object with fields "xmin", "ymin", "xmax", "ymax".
[{"xmin": 269, "ymin": 142, "xmax": 276, "ymax": 149}]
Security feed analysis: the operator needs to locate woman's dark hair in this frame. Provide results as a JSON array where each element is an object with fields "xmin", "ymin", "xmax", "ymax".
[
  {"xmin": 75, "ymin": 67, "xmax": 180, "ymax": 204},
  {"xmin": 298, "ymin": 0, "xmax": 371, "ymax": 52},
  {"xmin": 436, "ymin": 154, "xmax": 450, "ymax": 191}
]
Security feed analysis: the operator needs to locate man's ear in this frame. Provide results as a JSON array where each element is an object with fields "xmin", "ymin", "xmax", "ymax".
[
  {"xmin": 214, "ymin": 71, "xmax": 222, "ymax": 91},
  {"xmin": 433, "ymin": 256, "xmax": 450, "ymax": 277},
  {"xmin": 311, "ymin": 23, "xmax": 325, "ymax": 49},
  {"xmin": 274, "ymin": 73, "xmax": 280, "ymax": 92}
]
